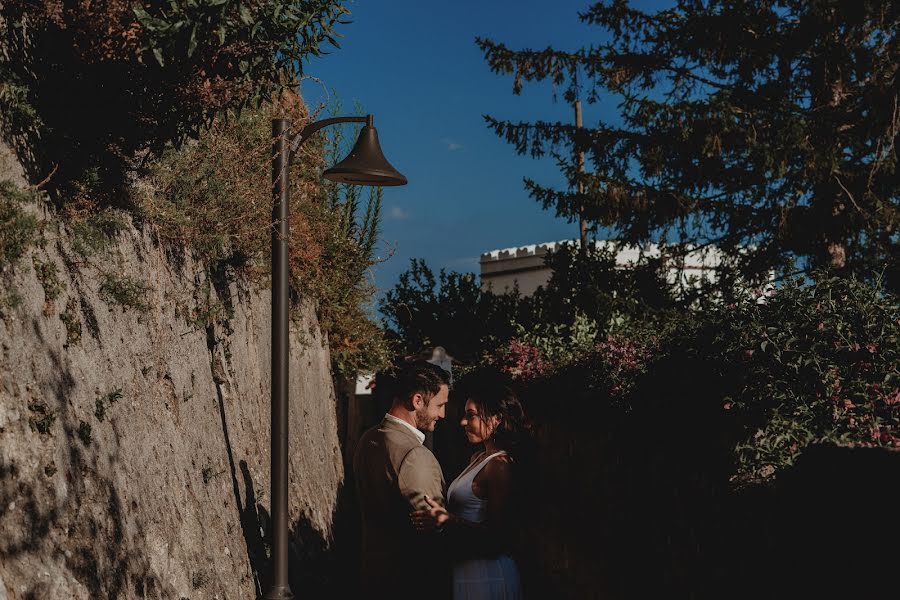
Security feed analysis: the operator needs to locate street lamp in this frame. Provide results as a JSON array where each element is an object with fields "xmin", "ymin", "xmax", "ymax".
[{"xmin": 266, "ymin": 115, "xmax": 406, "ymax": 600}]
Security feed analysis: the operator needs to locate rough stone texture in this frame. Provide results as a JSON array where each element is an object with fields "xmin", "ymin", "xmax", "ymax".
[{"xmin": 0, "ymin": 153, "xmax": 344, "ymax": 599}]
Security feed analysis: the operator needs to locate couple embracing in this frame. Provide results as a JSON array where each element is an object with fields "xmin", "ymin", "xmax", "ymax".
[{"xmin": 354, "ymin": 362, "xmax": 528, "ymax": 599}]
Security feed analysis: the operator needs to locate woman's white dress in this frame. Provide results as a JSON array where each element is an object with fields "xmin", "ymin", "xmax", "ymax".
[{"xmin": 447, "ymin": 450, "xmax": 523, "ymax": 600}]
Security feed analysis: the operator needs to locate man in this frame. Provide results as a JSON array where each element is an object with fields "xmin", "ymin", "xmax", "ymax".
[{"xmin": 354, "ymin": 361, "xmax": 450, "ymax": 597}]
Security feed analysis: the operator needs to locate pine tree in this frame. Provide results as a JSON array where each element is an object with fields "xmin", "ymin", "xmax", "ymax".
[{"xmin": 478, "ymin": 1, "xmax": 899, "ymax": 288}]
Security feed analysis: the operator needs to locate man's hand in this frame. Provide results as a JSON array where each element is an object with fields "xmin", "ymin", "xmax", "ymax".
[{"xmin": 411, "ymin": 494, "xmax": 450, "ymax": 532}]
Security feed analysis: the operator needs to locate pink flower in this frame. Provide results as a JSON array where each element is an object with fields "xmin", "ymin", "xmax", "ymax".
[
  {"xmin": 866, "ymin": 343, "xmax": 877, "ymax": 354},
  {"xmin": 884, "ymin": 389, "xmax": 900, "ymax": 406},
  {"xmin": 842, "ymin": 399, "xmax": 855, "ymax": 410},
  {"xmin": 498, "ymin": 339, "xmax": 549, "ymax": 381}
]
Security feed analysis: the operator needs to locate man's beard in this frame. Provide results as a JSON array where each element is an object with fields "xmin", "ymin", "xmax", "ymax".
[{"xmin": 414, "ymin": 406, "xmax": 431, "ymax": 430}]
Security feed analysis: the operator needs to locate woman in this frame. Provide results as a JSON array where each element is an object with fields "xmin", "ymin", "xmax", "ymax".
[{"xmin": 412, "ymin": 371, "xmax": 528, "ymax": 599}]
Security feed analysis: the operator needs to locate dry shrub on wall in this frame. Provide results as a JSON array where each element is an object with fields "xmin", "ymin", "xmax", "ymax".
[
  {"xmin": 140, "ymin": 90, "xmax": 324, "ymax": 281},
  {"xmin": 139, "ymin": 91, "xmax": 390, "ymax": 375}
]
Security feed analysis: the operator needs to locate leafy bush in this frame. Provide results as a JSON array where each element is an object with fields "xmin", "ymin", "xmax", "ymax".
[
  {"xmin": 380, "ymin": 243, "xmax": 680, "ymax": 363},
  {"xmin": 60, "ymin": 297, "xmax": 82, "ymax": 348},
  {"xmin": 394, "ymin": 252, "xmax": 898, "ymax": 487},
  {"xmin": 698, "ymin": 275, "xmax": 900, "ymax": 485},
  {"xmin": 484, "ymin": 274, "xmax": 899, "ymax": 487},
  {"xmin": 380, "ymin": 258, "xmax": 528, "ymax": 363},
  {"xmin": 0, "ymin": 0, "xmax": 348, "ymax": 194}
]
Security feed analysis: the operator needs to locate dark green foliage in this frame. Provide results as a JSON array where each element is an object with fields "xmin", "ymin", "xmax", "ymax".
[
  {"xmin": 0, "ymin": 0, "xmax": 348, "ymax": 197},
  {"xmin": 0, "ymin": 180, "xmax": 38, "ymax": 270},
  {"xmin": 94, "ymin": 399, "xmax": 107, "ymax": 423},
  {"xmin": 32, "ymin": 256, "xmax": 65, "ymax": 303},
  {"xmin": 478, "ymin": 1, "xmax": 899, "ymax": 289},
  {"xmin": 93, "ymin": 388, "xmax": 121, "ymax": 422},
  {"xmin": 77, "ymin": 420, "xmax": 93, "ymax": 445},
  {"xmin": 380, "ymin": 258, "xmax": 527, "ymax": 363},
  {"xmin": 0, "ymin": 288, "xmax": 23, "ymax": 315},
  {"xmin": 60, "ymin": 297, "xmax": 83, "ymax": 348},
  {"xmin": 98, "ymin": 273, "xmax": 150, "ymax": 312},
  {"xmin": 380, "ymin": 246, "xmax": 680, "ymax": 363},
  {"xmin": 27, "ymin": 402, "xmax": 55, "ymax": 434},
  {"xmin": 192, "ymin": 571, "xmax": 208, "ymax": 589},
  {"xmin": 387, "ymin": 253, "xmax": 898, "ymax": 484},
  {"xmin": 499, "ymin": 274, "xmax": 899, "ymax": 485},
  {"xmin": 103, "ymin": 388, "xmax": 123, "ymax": 405},
  {"xmin": 698, "ymin": 275, "xmax": 900, "ymax": 484},
  {"xmin": 68, "ymin": 206, "xmax": 127, "ymax": 258}
]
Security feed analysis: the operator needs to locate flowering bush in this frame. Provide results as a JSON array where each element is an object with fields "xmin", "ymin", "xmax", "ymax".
[
  {"xmin": 457, "ymin": 273, "xmax": 898, "ymax": 487},
  {"xmin": 707, "ymin": 275, "xmax": 900, "ymax": 485},
  {"xmin": 587, "ymin": 334, "xmax": 655, "ymax": 400},
  {"xmin": 493, "ymin": 339, "xmax": 551, "ymax": 381}
]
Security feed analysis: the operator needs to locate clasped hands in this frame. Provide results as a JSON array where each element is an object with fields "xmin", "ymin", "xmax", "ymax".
[{"xmin": 411, "ymin": 494, "xmax": 450, "ymax": 532}]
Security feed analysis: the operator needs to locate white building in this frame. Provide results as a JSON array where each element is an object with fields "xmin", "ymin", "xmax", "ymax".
[{"xmin": 479, "ymin": 239, "xmax": 722, "ymax": 296}]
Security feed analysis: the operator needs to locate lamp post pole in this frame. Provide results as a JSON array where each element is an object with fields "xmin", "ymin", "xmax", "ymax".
[
  {"xmin": 266, "ymin": 118, "xmax": 292, "ymax": 600},
  {"xmin": 265, "ymin": 115, "xmax": 406, "ymax": 600}
]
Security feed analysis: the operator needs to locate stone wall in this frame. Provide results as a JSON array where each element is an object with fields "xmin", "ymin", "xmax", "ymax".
[{"xmin": 0, "ymin": 148, "xmax": 344, "ymax": 599}]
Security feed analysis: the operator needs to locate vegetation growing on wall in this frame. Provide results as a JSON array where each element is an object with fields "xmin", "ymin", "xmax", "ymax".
[
  {"xmin": 140, "ymin": 92, "xmax": 390, "ymax": 375},
  {"xmin": 0, "ymin": 0, "xmax": 349, "ymax": 196},
  {"xmin": 0, "ymin": 0, "xmax": 387, "ymax": 376},
  {"xmin": 0, "ymin": 179, "xmax": 38, "ymax": 270}
]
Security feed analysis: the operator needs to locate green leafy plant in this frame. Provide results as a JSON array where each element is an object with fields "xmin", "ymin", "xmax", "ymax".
[
  {"xmin": 0, "ymin": 180, "xmax": 38, "ymax": 270},
  {"xmin": 28, "ymin": 402, "xmax": 56, "ymax": 434},
  {"xmin": 94, "ymin": 387, "xmax": 124, "ymax": 423},
  {"xmin": 94, "ymin": 398, "xmax": 107, "ymax": 423},
  {"xmin": 32, "ymin": 255, "xmax": 66, "ymax": 313},
  {"xmin": 66, "ymin": 202, "xmax": 127, "ymax": 257},
  {"xmin": 60, "ymin": 297, "xmax": 83, "ymax": 348},
  {"xmin": 0, "ymin": 0, "xmax": 349, "ymax": 197},
  {"xmin": 77, "ymin": 420, "xmax": 93, "ymax": 445},
  {"xmin": 98, "ymin": 273, "xmax": 150, "ymax": 312}
]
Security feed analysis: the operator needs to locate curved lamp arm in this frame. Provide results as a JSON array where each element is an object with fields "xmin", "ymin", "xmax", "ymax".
[{"xmin": 289, "ymin": 114, "xmax": 373, "ymax": 160}]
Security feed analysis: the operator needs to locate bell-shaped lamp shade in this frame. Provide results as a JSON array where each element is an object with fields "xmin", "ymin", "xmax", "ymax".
[{"xmin": 323, "ymin": 124, "xmax": 408, "ymax": 186}]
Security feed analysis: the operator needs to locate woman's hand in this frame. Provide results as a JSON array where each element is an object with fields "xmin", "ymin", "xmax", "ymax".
[{"xmin": 411, "ymin": 495, "xmax": 450, "ymax": 532}]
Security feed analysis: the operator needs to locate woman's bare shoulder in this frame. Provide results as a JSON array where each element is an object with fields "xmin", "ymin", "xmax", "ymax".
[{"xmin": 482, "ymin": 454, "xmax": 514, "ymax": 479}]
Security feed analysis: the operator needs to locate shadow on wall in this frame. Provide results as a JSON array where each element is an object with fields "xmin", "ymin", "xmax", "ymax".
[{"xmin": 0, "ymin": 318, "xmax": 164, "ymax": 599}]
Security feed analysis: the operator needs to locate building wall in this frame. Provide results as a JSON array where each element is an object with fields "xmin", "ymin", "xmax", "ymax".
[{"xmin": 479, "ymin": 240, "xmax": 721, "ymax": 296}]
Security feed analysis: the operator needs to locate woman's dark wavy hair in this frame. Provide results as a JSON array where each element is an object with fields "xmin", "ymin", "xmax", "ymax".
[{"xmin": 457, "ymin": 368, "xmax": 532, "ymax": 454}]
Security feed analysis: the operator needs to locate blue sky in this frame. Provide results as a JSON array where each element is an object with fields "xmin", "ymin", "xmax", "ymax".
[{"xmin": 301, "ymin": 0, "xmax": 665, "ymax": 294}]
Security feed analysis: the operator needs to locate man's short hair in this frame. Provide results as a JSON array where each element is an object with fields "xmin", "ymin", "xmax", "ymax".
[{"xmin": 390, "ymin": 361, "xmax": 450, "ymax": 407}]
